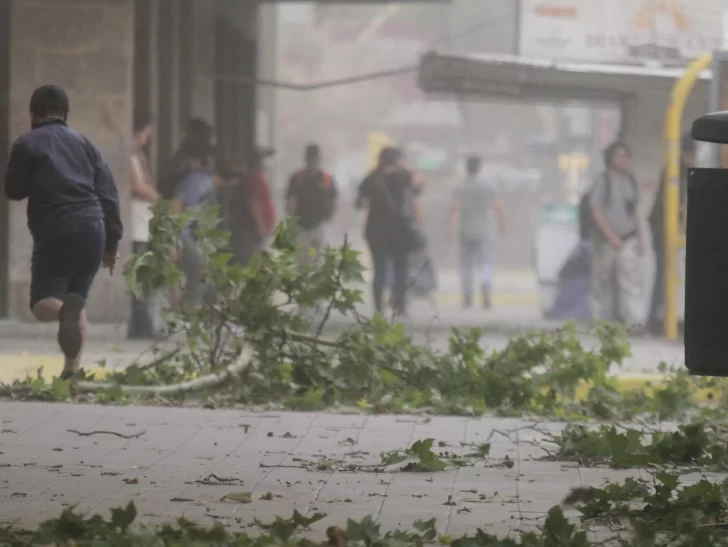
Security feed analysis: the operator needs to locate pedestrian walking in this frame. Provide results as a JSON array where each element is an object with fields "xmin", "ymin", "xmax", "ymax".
[
  {"xmin": 647, "ymin": 133, "xmax": 694, "ymax": 335},
  {"xmin": 589, "ymin": 141, "xmax": 645, "ymax": 326},
  {"xmin": 170, "ymin": 140, "xmax": 220, "ymax": 310},
  {"xmin": 356, "ymin": 147, "xmax": 421, "ymax": 316},
  {"xmin": 286, "ymin": 144, "xmax": 338, "ymax": 266},
  {"xmin": 448, "ymin": 155, "xmax": 505, "ymax": 309},
  {"xmin": 4, "ymin": 85, "xmax": 123, "ymax": 379},
  {"xmin": 128, "ymin": 109, "xmax": 164, "ymax": 339}
]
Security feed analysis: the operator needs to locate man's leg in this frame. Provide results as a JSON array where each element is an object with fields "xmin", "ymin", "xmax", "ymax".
[
  {"xmin": 391, "ymin": 250, "xmax": 408, "ymax": 316},
  {"xmin": 32, "ymin": 295, "xmax": 86, "ymax": 379},
  {"xmin": 460, "ymin": 239, "xmax": 474, "ymax": 308},
  {"xmin": 369, "ymin": 243, "xmax": 387, "ymax": 314},
  {"xmin": 296, "ymin": 229, "xmax": 314, "ymax": 267},
  {"xmin": 648, "ymin": 238, "xmax": 665, "ymax": 333},
  {"xmin": 589, "ymin": 243, "xmax": 617, "ymax": 322},
  {"xmin": 478, "ymin": 239, "xmax": 494, "ymax": 309},
  {"xmin": 179, "ymin": 235, "xmax": 206, "ymax": 310},
  {"xmin": 616, "ymin": 238, "xmax": 644, "ymax": 328}
]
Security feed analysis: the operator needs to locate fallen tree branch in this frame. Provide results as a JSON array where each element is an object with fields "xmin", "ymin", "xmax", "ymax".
[
  {"xmin": 67, "ymin": 429, "xmax": 147, "ymax": 439},
  {"xmin": 0, "ymin": 352, "xmax": 251, "ymax": 398}
]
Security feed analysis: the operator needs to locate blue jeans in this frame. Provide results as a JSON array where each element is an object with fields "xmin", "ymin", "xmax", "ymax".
[
  {"xmin": 459, "ymin": 237, "xmax": 493, "ymax": 304},
  {"xmin": 30, "ymin": 218, "xmax": 105, "ymax": 309}
]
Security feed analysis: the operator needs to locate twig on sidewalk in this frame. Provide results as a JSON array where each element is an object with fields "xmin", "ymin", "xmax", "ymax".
[{"xmin": 67, "ymin": 428, "xmax": 147, "ymax": 439}]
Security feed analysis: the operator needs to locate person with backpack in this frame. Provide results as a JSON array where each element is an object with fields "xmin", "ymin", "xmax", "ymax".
[
  {"xmin": 286, "ymin": 144, "xmax": 338, "ymax": 266},
  {"xmin": 588, "ymin": 141, "xmax": 645, "ymax": 326},
  {"xmin": 356, "ymin": 147, "xmax": 420, "ymax": 317}
]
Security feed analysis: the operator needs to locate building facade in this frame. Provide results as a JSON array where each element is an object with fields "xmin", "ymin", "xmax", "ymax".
[{"xmin": 0, "ymin": 0, "xmax": 278, "ymax": 321}]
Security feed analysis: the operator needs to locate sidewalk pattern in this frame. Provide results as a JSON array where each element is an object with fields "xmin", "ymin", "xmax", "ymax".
[{"xmin": 0, "ymin": 403, "xmax": 686, "ymax": 538}]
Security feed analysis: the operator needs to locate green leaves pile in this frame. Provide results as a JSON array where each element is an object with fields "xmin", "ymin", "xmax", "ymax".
[
  {"xmin": 0, "ymin": 501, "xmax": 596, "ymax": 546},
  {"xmin": 7, "ymin": 203, "xmax": 728, "ymax": 545}
]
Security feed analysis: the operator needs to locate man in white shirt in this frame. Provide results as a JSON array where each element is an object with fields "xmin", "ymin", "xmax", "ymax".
[
  {"xmin": 448, "ymin": 155, "xmax": 505, "ymax": 309},
  {"xmin": 128, "ymin": 109, "xmax": 163, "ymax": 339}
]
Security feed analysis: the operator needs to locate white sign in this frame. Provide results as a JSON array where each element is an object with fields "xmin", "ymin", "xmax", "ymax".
[{"xmin": 519, "ymin": 0, "xmax": 724, "ymax": 63}]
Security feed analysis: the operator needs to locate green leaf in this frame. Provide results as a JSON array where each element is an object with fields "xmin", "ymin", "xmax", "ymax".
[{"xmin": 110, "ymin": 501, "xmax": 137, "ymax": 531}]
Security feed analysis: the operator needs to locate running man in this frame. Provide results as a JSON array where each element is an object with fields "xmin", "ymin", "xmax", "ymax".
[{"xmin": 4, "ymin": 85, "xmax": 123, "ymax": 379}]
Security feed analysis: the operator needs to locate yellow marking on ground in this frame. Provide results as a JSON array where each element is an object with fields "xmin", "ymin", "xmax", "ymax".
[
  {"xmin": 573, "ymin": 374, "xmax": 717, "ymax": 403},
  {"xmin": 0, "ymin": 355, "xmax": 109, "ymax": 383},
  {"xmin": 435, "ymin": 292, "xmax": 539, "ymax": 305}
]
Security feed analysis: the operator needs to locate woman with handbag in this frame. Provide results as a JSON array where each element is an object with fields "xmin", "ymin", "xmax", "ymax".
[{"xmin": 356, "ymin": 147, "xmax": 423, "ymax": 317}]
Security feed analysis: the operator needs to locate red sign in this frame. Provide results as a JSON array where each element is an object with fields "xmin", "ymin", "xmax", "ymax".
[{"xmin": 534, "ymin": 4, "xmax": 578, "ymax": 18}]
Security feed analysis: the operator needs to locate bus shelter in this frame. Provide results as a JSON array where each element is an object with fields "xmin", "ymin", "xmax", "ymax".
[{"xmin": 418, "ymin": 51, "xmax": 712, "ymax": 335}]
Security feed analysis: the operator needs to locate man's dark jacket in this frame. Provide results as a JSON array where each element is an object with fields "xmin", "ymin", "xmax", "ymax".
[{"xmin": 4, "ymin": 119, "xmax": 123, "ymax": 252}]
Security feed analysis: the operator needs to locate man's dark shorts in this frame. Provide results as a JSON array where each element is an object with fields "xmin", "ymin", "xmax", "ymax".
[{"xmin": 30, "ymin": 218, "xmax": 105, "ymax": 309}]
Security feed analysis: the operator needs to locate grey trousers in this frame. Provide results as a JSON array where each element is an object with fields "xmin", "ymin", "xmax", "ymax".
[
  {"xmin": 296, "ymin": 224, "xmax": 325, "ymax": 267},
  {"xmin": 590, "ymin": 238, "xmax": 643, "ymax": 325},
  {"xmin": 179, "ymin": 234, "xmax": 216, "ymax": 309}
]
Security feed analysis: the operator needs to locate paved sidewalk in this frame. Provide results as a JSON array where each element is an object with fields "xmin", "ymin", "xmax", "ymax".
[{"xmin": 0, "ymin": 403, "xmax": 683, "ymax": 538}]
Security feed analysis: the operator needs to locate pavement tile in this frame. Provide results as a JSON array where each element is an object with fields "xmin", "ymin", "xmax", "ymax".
[{"xmin": 0, "ymin": 401, "xmax": 722, "ymax": 537}]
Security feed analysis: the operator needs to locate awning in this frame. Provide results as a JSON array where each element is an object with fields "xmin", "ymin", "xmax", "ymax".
[{"xmin": 417, "ymin": 51, "xmax": 712, "ymax": 103}]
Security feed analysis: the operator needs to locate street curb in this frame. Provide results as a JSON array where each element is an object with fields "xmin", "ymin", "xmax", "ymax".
[
  {"xmin": 1, "ymin": 365, "xmax": 708, "ymax": 403},
  {"xmin": 575, "ymin": 374, "xmax": 715, "ymax": 403}
]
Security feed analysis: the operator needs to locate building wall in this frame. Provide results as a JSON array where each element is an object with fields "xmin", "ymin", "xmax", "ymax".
[
  {"xmin": 8, "ymin": 0, "xmax": 134, "ymax": 321},
  {"xmin": 2, "ymin": 0, "xmax": 262, "ymax": 321}
]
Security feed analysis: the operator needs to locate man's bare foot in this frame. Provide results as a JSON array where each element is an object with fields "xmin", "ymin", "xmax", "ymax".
[{"xmin": 58, "ymin": 294, "xmax": 84, "ymax": 360}]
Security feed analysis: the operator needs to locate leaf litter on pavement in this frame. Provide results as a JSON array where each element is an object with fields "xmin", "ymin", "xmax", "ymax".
[{"xmin": 3, "ymin": 212, "xmax": 728, "ymax": 544}]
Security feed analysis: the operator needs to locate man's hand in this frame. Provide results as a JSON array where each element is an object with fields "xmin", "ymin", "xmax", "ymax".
[
  {"xmin": 102, "ymin": 250, "xmax": 120, "ymax": 275},
  {"xmin": 610, "ymin": 237, "xmax": 623, "ymax": 252}
]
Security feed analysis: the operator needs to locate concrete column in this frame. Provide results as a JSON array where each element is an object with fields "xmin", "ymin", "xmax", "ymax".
[
  {"xmin": 257, "ymin": 2, "xmax": 279, "ymax": 192},
  {"xmin": 9, "ymin": 0, "xmax": 134, "ymax": 321}
]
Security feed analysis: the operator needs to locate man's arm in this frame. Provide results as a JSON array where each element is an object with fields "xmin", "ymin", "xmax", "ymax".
[
  {"xmin": 448, "ymin": 188, "xmax": 460, "ymax": 240},
  {"xmin": 4, "ymin": 140, "xmax": 32, "ymax": 201},
  {"xmin": 131, "ymin": 156, "xmax": 159, "ymax": 202},
  {"xmin": 325, "ymin": 174, "xmax": 338, "ymax": 220},
  {"xmin": 589, "ymin": 180, "xmax": 621, "ymax": 248},
  {"xmin": 93, "ymin": 153, "xmax": 123, "ymax": 252},
  {"xmin": 355, "ymin": 178, "xmax": 368, "ymax": 210},
  {"xmin": 285, "ymin": 173, "xmax": 298, "ymax": 216},
  {"xmin": 493, "ymin": 197, "xmax": 506, "ymax": 235}
]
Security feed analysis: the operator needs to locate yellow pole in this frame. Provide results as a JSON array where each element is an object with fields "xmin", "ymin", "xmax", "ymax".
[
  {"xmin": 367, "ymin": 131, "xmax": 397, "ymax": 170},
  {"xmin": 663, "ymin": 53, "xmax": 712, "ymax": 341}
]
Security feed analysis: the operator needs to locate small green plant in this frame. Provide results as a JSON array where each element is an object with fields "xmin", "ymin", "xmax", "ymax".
[{"xmin": 545, "ymin": 421, "xmax": 728, "ymax": 470}]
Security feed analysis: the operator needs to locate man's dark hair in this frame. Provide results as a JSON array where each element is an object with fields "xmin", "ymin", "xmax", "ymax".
[
  {"xmin": 29, "ymin": 85, "xmax": 69, "ymax": 118},
  {"xmin": 305, "ymin": 143, "xmax": 320, "ymax": 164},
  {"xmin": 133, "ymin": 109, "xmax": 152, "ymax": 134},
  {"xmin": 466, "ymin": 155, "xmax": 482, "ymax": 176},
  {"xmin": 603, "ymin": 141, "xmax": 630, "ymax": 168},
  {"xmin": 379, "ymin": 147, "xmax": 401, "ymax": 168}
]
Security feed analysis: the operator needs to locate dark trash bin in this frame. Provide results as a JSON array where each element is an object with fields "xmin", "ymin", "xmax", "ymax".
[{"xmin": 685, "ymin": 111, "xmax": 728, "ymax": 376}]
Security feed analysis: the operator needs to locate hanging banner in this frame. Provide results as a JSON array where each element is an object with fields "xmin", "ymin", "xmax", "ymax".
[{"xmin": 519, "ymin": 0, "xmax": 724, "ymax": 64}]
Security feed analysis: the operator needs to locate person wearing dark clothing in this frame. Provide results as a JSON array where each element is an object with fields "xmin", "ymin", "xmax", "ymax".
[
  {"xmin": 356, "ymin": 147, "xmax": 417, "ymax": 316},
  {"xmin": 4, "ymin": 85, "xmax": 122, "ymax": 379},
  {"xmin": 286, "ymin": 144, "xmax": 338, "ymax": 266},
  {"xmin": 647, "ymin": 134, "xmax": 695, "ymax": 334}
]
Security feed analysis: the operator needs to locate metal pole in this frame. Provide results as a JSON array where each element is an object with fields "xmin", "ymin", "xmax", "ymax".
[{"xmin": 663, "ymin": 54, "xmax": 713, "ymax": 341}]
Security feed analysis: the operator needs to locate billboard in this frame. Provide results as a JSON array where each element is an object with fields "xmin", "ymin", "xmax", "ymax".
[{"xmin": 519, "ymin": 0, "xmax": 724, "ymax": 64}]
